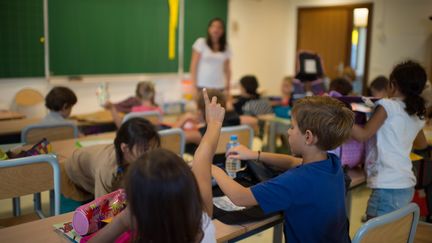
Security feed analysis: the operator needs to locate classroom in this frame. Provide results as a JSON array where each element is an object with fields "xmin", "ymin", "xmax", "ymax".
[{"xmin": 0, "ymin": 0, "xmax": 431, "ymax": 242}]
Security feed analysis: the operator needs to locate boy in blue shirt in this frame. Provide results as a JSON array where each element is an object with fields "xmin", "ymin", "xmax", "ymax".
[{"xmin": 212, "ymin": 96, "xmax": 354, "ymax": 243}]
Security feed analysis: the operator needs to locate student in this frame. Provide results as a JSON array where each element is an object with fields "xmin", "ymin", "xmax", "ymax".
[
  {"xmin": 368, "ymin": 75, "xmax": 389, "ymax": 98},
  {"xmin": 351, "ymin": 60, "xmax": 427, "ymax": 219},
  {"xmin": 329, "ymin": 78, "xmax": 353, "ymax": 97},
  {"xmin": 106, "ymin": 81, "xmax": 162, "ymax": 127},
  {"xmin": 212, "ymin": 96, "xmax": 354, "ymax": 243},
  {"xmin": 174, "ymin": 89, "xmax": 239, "ymax": 145},
  {"xmin": 271, "ymin": 76, "xmax": 294, "ymax": 107},
  {"xmin": 89, "ymin": 89, "xmax": 225, "ymax": 243},
  {"xmin": 63, "ymin": 118, "xmax": 160, "ymax": 200},
  {"xmin": 106, "ymin": 81, "xmax": 157, "ymax": 114},
  {"xmin": 41, "ymin": 86, "xmax": 77, "ymax": 125},
  {"xmin": 233, "ymin": 75, "xmax": 273, "ymax": 116}
]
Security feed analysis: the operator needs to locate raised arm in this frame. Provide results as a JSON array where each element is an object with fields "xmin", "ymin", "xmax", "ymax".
[
  {"xmin": 352, "ymin": 105, "xmax": 387, "ymax": 142},
  {"xmin": 227, "ymin": 145, "xmax": 302, "ymax": 170},
  {"xmin": 192, "ymin": 89, "xmax": 225, "ymax": 217}
]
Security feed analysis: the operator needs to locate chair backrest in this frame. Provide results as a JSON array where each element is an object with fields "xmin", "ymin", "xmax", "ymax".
[
  {"xmin": 122, "ymin": 111, "xmax": 162, "ymax": 125},
  {"xmin": 352, "ymin": 203, "xmax": 420, "ymax": 243},
  {"xmin": 159, "ymin": 128, "xmax": 185, "ymax": 156},
  {"xmin": 12, "ymin": 88, "xmax": 46, "ymax": 118},
  {"xmin": 0, "ymin": 154, "xmax": 60, "ymax": 215},
  {"xmin": 215, "ymin": 125, "xmax": 254, "ymax": 154},
  {"xmin": 21, "ymin": 123, "xmax": 79, "ymax": 144}
]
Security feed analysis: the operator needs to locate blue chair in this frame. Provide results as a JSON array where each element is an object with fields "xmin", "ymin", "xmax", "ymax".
[
  {"xmin": 159, "ymin": 128, "xmax": 185, "ymax": 156},
  {"xmin": 352, "ymin": 203, "xmax": 420, "ymax": 243},
  {"xmin": 16, "ymin": 123, "xmax": 78, "ymax": 217},
  {"xmin": 0, "ymin": 155, "xmax": 61, "ymax": 226},
  {"xmin": 216, "ymin": 125, "xmax": 254, "ymax": 154},
  {"xmin": 122, "ymin": 111, "xmax": 162, "ymax": 125},
  {"xmin": 21, "ymin": 123, "xmax": 79, "ymax": 145}
]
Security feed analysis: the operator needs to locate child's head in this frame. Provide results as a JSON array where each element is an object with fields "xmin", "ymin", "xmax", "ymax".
[
  {"xmin": 342, "ymin": 66, "xmax": 356, "ymax": 82},
  {"xmin": 126, "ymin": 148, "xmax": 203, "ymax": 243},
  {"xmin": 196, "ymin": 89, "xmax": 226, "ymax": 115},
  {"xmin": 114, "ymin": 117, "xmax": 160, "ymax": 167},
  {"xmin": 45, "ymin": 86, "xmax": 77, "ymax": 118},
  {"xmin": 135, "ymin": 81, "xmax": 156, "ymax": 105},
  {"xmin": 290, "ymin": 96, "xmax": 354, "ymax": 154},
  {"xmin": 368, "ymin": 76, "xmax": 389, "ymax": 98},
  {"xmin": 329, "ymin": 78, "xmax": 353, "ymax": 96},
  {"xmin": 206, "ymin": 18, "xmax": 226, "ymax": 51},
  {"xmin": 389, "ymin": 60, "xmax": 427, "ymax": 118},
  {"xmin": 281, "ymin": 76, "xmax": 293, "ymax": 96},
  {"xmin": 239, "ymin": 75, "xmax": 259, "ymax": 98}
]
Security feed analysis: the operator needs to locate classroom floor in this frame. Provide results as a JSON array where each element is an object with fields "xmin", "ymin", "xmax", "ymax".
[{"xmin": 0, "ymin": 185, "xmax": 371, "ymax": 241}]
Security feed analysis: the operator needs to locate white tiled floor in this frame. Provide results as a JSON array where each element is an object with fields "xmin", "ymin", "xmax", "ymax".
[{"xmin": 0, "ymin": 185, "xmax": 371, "ymax": 242}]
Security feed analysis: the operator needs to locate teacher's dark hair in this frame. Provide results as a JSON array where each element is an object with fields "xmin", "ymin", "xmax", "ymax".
[{"xmin": 206, "ymin": 18, "xmax": 226, "ymax": 52}]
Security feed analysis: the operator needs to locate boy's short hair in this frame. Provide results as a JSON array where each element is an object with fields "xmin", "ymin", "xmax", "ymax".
[
  {"xmin": 369, "ymin": 75, "xmax": 389, "ymax": 91},
  {"xmin": 240, "ymin": 75, "xmax": 259, "ymax": 97},
  {"xmin": 196, "ymin": 89, "xmax": 226, "ymax": 113},
  {"xmin": 329, "ymin": 78, "xmax": 353, "ymax": 96},
  {"xmin": 292, "ymin": 96, "xmax": 354, "ymax": 151},
  {"xmin": 45, "ymin": 86, "xmax": 77, "ymax": 111}
]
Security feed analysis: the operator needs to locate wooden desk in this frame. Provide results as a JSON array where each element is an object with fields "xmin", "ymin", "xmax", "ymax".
[
  {"xmin": 0, "ymin": 211, "xmax": 272, "ymax": 243},
  {"xmin": 0, "ymin": 110, "xmax": 25, "ymax": 121}
]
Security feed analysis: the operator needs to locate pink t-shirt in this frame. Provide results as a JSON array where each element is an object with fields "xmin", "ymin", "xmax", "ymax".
[{"xmin": 131, "ymin": 105, "xmax": 163, "ymax": 114}]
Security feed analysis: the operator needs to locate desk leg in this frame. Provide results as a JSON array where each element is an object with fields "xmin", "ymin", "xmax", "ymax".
[
  {"xmin": 268, "ymin": 122, "xmax": 276, "ymax": 153},
  {"xmin": 273, "ymin": 223, "xmax": 283, "ymax": 243},
  {"xmin": 346, "ymin": 190, "xmax": 352, "ymax": 220},
  {"xmin": 12, "ymin": 197, "xmax": 21, "ymax": 216}
]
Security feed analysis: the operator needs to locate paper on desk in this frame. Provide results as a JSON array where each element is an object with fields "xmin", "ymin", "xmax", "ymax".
[
  {"xmin": 213, "ymin": 196, "xmax": 246, "ymax": 211},
  {"xmin": 76, "ymin": 139, "xmax": 113, "ymax": 148}
]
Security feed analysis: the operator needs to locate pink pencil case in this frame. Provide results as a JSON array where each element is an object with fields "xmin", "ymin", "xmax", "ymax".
[{"xmin": 72, "ymin": 189, "xmax": 127, "ymax": 236}]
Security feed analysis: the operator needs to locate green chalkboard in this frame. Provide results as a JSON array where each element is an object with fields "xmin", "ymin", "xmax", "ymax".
[
  {"xmin": 0, "ymin": 0, "xmax": 227, "ymax": 77},
  {"xmin": 49, "ymin": 0, "xmax": 178, "ymax": 75},
  {"xmin": 0, "ymin": 0, "xmax": 45, "ymax": 78}
]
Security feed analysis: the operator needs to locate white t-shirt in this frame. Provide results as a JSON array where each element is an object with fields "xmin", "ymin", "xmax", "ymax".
[
  {"xmin": 201, "ymin": 213, "xmax": 216, "ymax": 243},
  {"xmin": 366, "ymin": 98, "xmax": 425, "ymax": 189},
  {"xmin": 193, "ymin": 37, "xmax": 231, "ymax": 89}
]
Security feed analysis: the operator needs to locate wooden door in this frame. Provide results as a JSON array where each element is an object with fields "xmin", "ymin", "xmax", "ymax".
[{"xmin": 297, "ymin": 7, "xmax": 352, "ymax": 80}]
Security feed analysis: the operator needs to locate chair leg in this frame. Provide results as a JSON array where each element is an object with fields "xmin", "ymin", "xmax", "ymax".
[
  {"xmin": 34, "ymin": 193, "xmax": 45, "ymax": 218},
  {"xmin": 12, "ymin": 197, "xmax": 21, "ymax": 216},
  {"xmin": 273, "ymin": 223, "xmax": 283, "ymax": 243},
  {"xmin": 49, "ymin": 190, "xmax": 55, "ymax": 216}
]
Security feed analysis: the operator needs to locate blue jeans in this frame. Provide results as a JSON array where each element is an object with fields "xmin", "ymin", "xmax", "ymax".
[{"xmin": 366, "ymin": 187, "xmax": 414, "ymax": 218}]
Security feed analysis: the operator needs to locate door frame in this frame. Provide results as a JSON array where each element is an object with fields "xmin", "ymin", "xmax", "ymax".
[{"xmin": 296, "ymin": 3, "xmax": 374, "ymax": 95}]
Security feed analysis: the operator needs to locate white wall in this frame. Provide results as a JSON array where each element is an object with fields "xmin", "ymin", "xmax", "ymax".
[
  {"xmin": 228, "ymin": 0, "xmax": 432, "ymax": 95},
  {"xmin": 0, "ymin": 77, "xmax": 182, "ymax": 115}
]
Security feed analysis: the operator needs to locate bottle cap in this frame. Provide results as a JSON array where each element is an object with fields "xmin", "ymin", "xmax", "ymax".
[{"xmin": 230, "ymin": 135, "xmax": 238, "ymax": 141}]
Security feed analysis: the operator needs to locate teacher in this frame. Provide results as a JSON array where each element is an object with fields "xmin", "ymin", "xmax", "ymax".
[{"xmin": 190, "ymin": 18, "xmax": 232, "ymax": 94}]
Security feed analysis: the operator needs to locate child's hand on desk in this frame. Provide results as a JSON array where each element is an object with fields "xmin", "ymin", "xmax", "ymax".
[
  {"xmin": 226, "ymin": 144, "xmax": 257, "ymax": 161},
  {"xmin": 102, "ymin": 101, "xmax": 113, "ymax": 110},
  {"xmin": 203, "ymin": 88, "xmax": 225, "ymax": 124}
]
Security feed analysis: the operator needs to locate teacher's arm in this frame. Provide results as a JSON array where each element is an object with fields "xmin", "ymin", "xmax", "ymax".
[
  {"xmin": 224, "ymin": 59, "xmax": 232, "ymax": 96},
  {"xmin": 190, "ymin": 50, "xmax": 201, "ymax": 90}
]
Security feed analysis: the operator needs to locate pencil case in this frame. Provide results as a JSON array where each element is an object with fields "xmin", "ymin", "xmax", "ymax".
[{"xmin": 72, "ymin": 189, "xmax": 127, "ymax": 236}]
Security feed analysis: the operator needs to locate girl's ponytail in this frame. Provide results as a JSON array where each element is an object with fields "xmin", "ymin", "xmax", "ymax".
[{"xmin": 390, "ymin": 60, "xmax": 427, "ymax": 119}]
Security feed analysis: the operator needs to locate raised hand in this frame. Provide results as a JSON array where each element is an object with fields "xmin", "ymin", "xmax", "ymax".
[{"xmin": 203, "ymin": 88, "xmax": 225, "ymax": 124}]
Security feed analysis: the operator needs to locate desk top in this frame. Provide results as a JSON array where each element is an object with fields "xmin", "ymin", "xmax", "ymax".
[
  {"xmin": 0, "ymin": 110, "xmax": 25, "ymax": 121},
  {"xmin": 0, "ymin": 211, "xmax": 272, "ymax": 243},
  {"xmin": 0, "ymin": 118, "xmax": 41, "ymax": 136}
]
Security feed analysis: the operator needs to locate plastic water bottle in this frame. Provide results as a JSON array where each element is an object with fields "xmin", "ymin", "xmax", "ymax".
[
  {"xmin": 226, "ymin": 135, "xmax": 241, "ymax": 178},
  {"xmin": 96, "ymin": 82, "xmax": 110, "ymax": 107}
]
